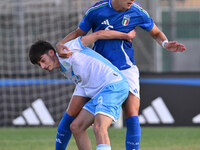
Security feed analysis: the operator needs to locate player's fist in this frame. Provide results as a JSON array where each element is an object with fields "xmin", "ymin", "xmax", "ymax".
[
  {"xmin": 127, "ymin": 29, "xmax": 136, "ymax": 42},
  {"xmin": 56, "ymin": 43, "xmax": 72, "ymax": 58}
]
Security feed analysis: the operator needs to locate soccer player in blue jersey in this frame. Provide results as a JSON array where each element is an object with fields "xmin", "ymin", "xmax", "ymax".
[
  {"xmin": 56, "ymin": 0, "xmax": 186, "ymax": 150},
  {"xmin": 29, "ymin": 29, "xmax": 136, "ymax": 150}
]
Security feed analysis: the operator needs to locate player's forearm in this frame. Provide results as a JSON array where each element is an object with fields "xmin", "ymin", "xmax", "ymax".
[
  {"xmin": 153, "ymin": 31, "xmax": 168, "ymax": 47},
  {"xmin": 81, "ymin": 30, "xmax": 129, "ymax": 47},
  {"xmin": 98, "ymin": 30, "xmax": 130, "ymax": 40},
  {"xmin": 149, "ymin": 24, "xmax": 168, "ymax": 48}
]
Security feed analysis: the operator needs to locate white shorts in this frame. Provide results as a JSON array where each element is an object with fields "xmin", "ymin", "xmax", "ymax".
[
  {"xmin": 73, "ymin": 65, "xmax": 140, "ymax": 99},
  {"xmin": 120, "ymin": 65, "xmax": 140, "ymax": 98}
]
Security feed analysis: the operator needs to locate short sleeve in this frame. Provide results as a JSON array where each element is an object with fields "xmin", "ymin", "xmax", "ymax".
[
  {"xmin": 79, "ymin": 15, "xmax": 92, "ymax": 33},
  {"xmin": 64, "ymin": 37, "xmax": 84, "ymax": 52},
  {"xmin": 140, "ymin": 16, "xmax": 154, "ymax": 31},
  {"xmin": 135, "ymin": 3, "xmax": 154, "ymax": 31}
]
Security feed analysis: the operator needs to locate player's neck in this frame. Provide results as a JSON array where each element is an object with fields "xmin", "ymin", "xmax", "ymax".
[
  {"xmin": 54, "ymin": 56, "xmax": 61, "ymax": 69},
  {"xmin": 111, "ymin": 0, "xmax": 127, "ymax": 12}
]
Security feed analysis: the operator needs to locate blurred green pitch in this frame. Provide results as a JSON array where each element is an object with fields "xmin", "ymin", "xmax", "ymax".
[{"xmin": 0, "ymin": 127, "xmax": 199, "ymax": 150}]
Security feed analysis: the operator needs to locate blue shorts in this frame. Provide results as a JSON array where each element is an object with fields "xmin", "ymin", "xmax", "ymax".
[{"xmin": 83, "ymin": 80, "xmax": 129, "ymax": 121}]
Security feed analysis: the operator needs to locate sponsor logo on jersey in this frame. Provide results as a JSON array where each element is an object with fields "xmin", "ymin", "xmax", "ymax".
[
  {"xmin": 101, "ymin": 19, "xmax": 113, "ymax": 30},
  {"xmin": 113, "ymin": 72, "xmax": 118, "ymax": 76},
  {"xmin": 122, "ymin": 15, "xmax": 130, "ymax": 26}
]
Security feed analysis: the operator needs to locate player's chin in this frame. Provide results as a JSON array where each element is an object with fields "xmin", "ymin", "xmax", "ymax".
[
  {"xmin": 47, "ymin": 69, "xmax": 53, "ymax": 72},
  {"xmin": 48, "ymin": 68, "xmax": 54, "ymax": 72},
  {"xmin": 45, "ymin": 67, "xmax": 52, "ymax": 71},
  {"xmin": 125, "ymin": 6, "xmax": 131, "ymax": 10}
]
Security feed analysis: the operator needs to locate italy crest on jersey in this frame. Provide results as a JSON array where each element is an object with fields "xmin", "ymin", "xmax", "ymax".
[{"xmin": 122, "ymin": 15, "xmax": 130, "ymax": 26}]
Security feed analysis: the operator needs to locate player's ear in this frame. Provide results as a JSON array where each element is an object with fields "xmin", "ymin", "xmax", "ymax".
[{"xmin": 48, "ymin": 49, "xmax": 55, "ymax": 56}]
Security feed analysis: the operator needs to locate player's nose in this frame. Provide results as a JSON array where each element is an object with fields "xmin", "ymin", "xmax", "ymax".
[{"xmin": 40, "ymin": 63, "xmax": 46, "ymax": 69}]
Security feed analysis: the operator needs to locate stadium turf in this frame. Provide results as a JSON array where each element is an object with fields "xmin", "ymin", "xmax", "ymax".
[{"xmin": 0, "ymin": 127, "xmax": 199, "ymax": 150}]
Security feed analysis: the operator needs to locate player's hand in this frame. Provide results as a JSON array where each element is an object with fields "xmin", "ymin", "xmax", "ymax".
[
  {"xmin": 56, "ymin": 43, "xmax": 72, "ymax": 58},
  {"xmin": 127, "ymin": 29, "xmax": 136, "ymax": 42},
  {"xmin": 164, "ymin": 41, "xmax": 186, "ymax": 52}
]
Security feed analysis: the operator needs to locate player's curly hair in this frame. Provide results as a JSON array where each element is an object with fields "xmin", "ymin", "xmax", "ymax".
[{"xmin": 29, "ymin": 40, "xmax": 56, "ymax": 65}]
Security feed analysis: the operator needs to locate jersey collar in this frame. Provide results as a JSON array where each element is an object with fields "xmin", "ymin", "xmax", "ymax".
[
  {"xmin": 108, "ymin": 0, "xmax": 112, "ymax": 8},
  {"xmin": 59, "ymin": 63, "xmax": 66, "ymax": 72}
]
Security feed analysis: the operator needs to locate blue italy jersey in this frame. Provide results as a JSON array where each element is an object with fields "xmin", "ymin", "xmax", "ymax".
[{"xmin": 79, "ymin": 0, "xmax": 154, "ymax": 70}]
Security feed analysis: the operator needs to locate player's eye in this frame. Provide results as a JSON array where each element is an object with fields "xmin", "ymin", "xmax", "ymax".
[{"xmin": 40, "ymin": 58, "xmax": 46, "ymax": 63}]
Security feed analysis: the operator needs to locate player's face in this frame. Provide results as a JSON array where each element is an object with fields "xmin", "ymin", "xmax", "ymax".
[
  {"xmin": 38, "ymin": 51, "xmax": 58, "ymax": 71},
  {"xmin": 117, "ymin": 0, "xmax": 135, "ymax": 11}
]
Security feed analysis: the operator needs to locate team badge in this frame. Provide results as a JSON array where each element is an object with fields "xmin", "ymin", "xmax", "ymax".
[
  {"xmin": 122, "ymin": 15, "xmax": 130, "ymax": 26},
  {"xmin": 63, "ymin": 61, "xmax": 70, "ymax": 68}
]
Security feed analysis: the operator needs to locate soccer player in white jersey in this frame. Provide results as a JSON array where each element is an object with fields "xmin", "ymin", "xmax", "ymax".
[
  {"xmin": 56, "ymin": 0, "xmax": 186, "ymax": 149},
  {"xmin": 29, "ymin": 29, "xmax": 136, "ymax": 150}
]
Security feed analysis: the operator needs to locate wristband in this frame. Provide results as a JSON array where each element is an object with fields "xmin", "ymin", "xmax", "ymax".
[{"xmin": 162, "ymin": 40, "xmax": 168, "ymax": 48}]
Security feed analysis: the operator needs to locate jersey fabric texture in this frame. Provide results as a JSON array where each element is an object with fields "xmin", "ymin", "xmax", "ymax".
[
  {"xmin": 79, "ymin": 0, "xmax": 154, "ymax": 70},
  {"xmin": 58, "ymin": 37, "xmax": 126, "ymax": 98}
]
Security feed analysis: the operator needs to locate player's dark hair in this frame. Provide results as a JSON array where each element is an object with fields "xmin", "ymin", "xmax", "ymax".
[{"xmin": 29, "ymin": 40, "xmax": 56, "ymax": 64}]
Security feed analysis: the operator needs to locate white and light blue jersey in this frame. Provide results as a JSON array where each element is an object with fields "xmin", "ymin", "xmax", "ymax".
[
  {"xmin": 58, "ymin": 37, "xmax": 125, "ymax": 98},
  {"xmin": 79, "ymin": 0, "xmax": 154, "ymax": 70}
]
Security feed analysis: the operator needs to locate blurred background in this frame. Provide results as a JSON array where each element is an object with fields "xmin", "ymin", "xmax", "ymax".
[{"xmin": 0, "ymin": 0, "xmax": 199, "ymax": 127}]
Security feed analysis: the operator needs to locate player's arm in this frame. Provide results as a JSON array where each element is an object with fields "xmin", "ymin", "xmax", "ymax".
[
  {"xmin": 149, "ymin": 24, "xmax": 186, "ymax": 52},
  {"xmin": 56, "ymin": 28, "xmax": 87, "ymax": 57},
  {"xmin": 81, "ymin": 29, "xmax": 136, "ymax": 47}
]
